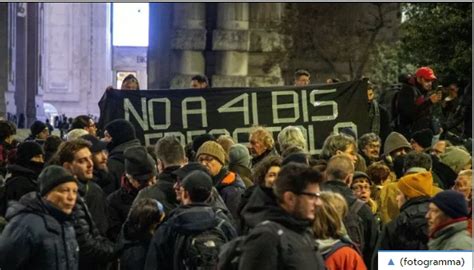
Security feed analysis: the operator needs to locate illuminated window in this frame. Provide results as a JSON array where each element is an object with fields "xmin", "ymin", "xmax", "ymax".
[{"xmin": 112, "ymin": 3, "xmax": 149, "ymax": 46}]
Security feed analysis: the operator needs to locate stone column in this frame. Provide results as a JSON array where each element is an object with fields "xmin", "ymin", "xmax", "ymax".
[
  {"xmin": 0, "ymin": 3, "xmax": 8, "ymax": 119},
  {"xmin": 212, "ymin": 3, "xmax": 249, "ymax": 87},
  {"xmin": 248, "ymin": 3, "xmax": 285, "ymax": 87},
  {"xmin": 169, "ymin": 3, "xmax": 207, "ymax": 89}
]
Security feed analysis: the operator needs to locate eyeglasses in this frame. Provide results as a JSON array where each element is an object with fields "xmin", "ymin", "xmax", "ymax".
[
  {"xmin": 198, "ymin": 155, "xmax": 215, "ymax": 163},
  {"xmin": 296, "ymin": 191, "xmax": 321, "ymax": 200}
]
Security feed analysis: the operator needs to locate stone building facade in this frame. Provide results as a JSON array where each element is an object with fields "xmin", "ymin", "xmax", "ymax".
[{"xmin": 1, "ymin": 3, "xmax": 399, "ymax": 124}]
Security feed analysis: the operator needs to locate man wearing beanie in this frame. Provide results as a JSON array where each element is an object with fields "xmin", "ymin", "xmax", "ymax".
[
  {"xmin": 107, "ymin": 146, "xmax": 157, "ymax": 241},
  {"xmin": 2, "ymin": 141, "xmax": 44, "ymax": 215},
  {"xmin": 196, "ymin": 141, "xmax": 246, "ymax": 220},
  {"xmin": 381, "ymin": 131, "xmax": 412, "ymax": 174},
  {"xmin": 228, "ymin": 143, "xmax": 253, "ymax": 188},
  {"xmin": 426, "ymin": 190, "xmax": 472, "ymax": 250},
  {"xmin": 410, "ymin": 128, "xmax": 434, "ymax": 153},
  {"xmin": 104, "ymin": 119, "xmax": 141, "ymax": 193},
  {"xmin": 25, "ymin": 120, "xmax": 50, "ymax": 145},
  {"xmin": 378, "ymin": 171, "xmax": 434, "ymax": 251},
  {"xmin": 53, "ymin": 139, "xmax": 117, "ymax": 270},
  {"xmin": 145, "ymin": 170, "xmax": 237, "ymax": 270},
  {"xmin": 0, "ymin": 165, "xmax": 79, "ymax": 269}
]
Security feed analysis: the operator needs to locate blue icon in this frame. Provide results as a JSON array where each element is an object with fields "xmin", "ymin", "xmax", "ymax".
[{"xmin": 388, "ymin": 259, "xmax": 394, "ymax": 266}]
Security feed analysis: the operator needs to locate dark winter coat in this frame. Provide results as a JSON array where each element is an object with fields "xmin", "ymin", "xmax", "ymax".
[
  {"xmin": 78, "ymin": 179, "xmax": 110, "ymax": 236},
  {"xmin": 134, "ymin": 165, "xmax": 181, "ymax": 214},
  {"xmin": 238, "ymin": 190, "xmax": 326, "ymax": 270},
  {"xmin": 212, "ymin": 168, "xmax": 246, "ymax": 220},
  {"xmin": 119, "ymin": 224, "xmax": 153, "ymax": 270},
  {"xmin": 107, "ymin": 139, "xmax": 142, "ymax": 193},
  {"xmin": 73, "ymin": 194, "xmax": 118, "ymax": 270},
  {"xmin": 107, "ymin": 177, "xmax": 139, "ymax": 241},
  {"xmin": 92, "ymin": 168, "xmax": 115, "ymax": 195},
  {"xmin": 396, "ymin": 79, "xmax": 435, "ymax": 138},
  {"xmin": 144, "ymin": 204, "xmax": 237, "ymax": 270},
  {"xmin": 321, "ymin": 180, "xmax": 379, "ymax": 267},
  {"xmin": 239, "ymin": 185, "xmax": 275, "ymax": 234},
  {"xmin": 229, "ymin": 163, "xmax": 253, "ymax": 188},
  {"xmin": 251, "ymin": 148, "xmax": 279, "ymax": 169},
  {"xmin": 0, "ymin": 192, "xmax": 79, "ymax": 270},
  {"xmin": 4, "ymin": 162, "xmax": 43, "ymax": 202},
  {"xmin": 378, "ymin": 196, "xmax": 430, "ymax": 250}
]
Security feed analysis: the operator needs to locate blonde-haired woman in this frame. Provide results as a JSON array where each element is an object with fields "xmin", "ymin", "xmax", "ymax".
[{"xmin": 313, "ymin": 192, "xmax": 367, "ymax": 270}]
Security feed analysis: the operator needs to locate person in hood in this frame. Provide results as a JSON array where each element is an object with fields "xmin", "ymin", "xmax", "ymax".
[
  {"xmin": 381, "ymin": 131, "xmax": 412, "ymax": 178},
  {"xmin": 238, "ymin": 163, "xmax": 326, "ymax": 270},
  {"xmin": 107, "ymin": 146, "xmax": 157, "ymax": 241},
  {"xmin": 196, "ymin": 141, "xmax": 246, "ymax": 220},
  {"xmin": 120, "ymin": 198, "xmax": 165, "ymax": 270},
  {"xmin": 313, "ymin": 191, "xmax": 367, "ymax": 270},
  {"xmin": 104, "ymin": 119, "xmax": 142, "ymax": 193},
  {"xmin": 3, "ymin": 141, "xmax": 44, "ymax": 215},
  {"xmin": 228, "ymin": 143, "xmax": 253, "ymax": 188},
  {"xmin": 25, "ymin": 120, "xmax": 49, "ymax": 145},
  {"xmin": 0, "ymin": 165, "xmax": 79, "ymax": 270},
  {"xmin": 144, "ymin": 170, "xmax": 236, "ymax": 270},
  {"xmin": 426, "ymin": 190, "xmax": 472, "ymax": 250}
]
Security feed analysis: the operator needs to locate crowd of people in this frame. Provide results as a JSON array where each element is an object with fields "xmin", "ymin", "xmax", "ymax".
[{"xmin": 0, "ymin": 68, "xmax": 471, "ymax": 270}]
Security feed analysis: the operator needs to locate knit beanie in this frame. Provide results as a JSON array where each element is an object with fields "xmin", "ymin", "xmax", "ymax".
[
  {"xmin": 383, "ymin": 132, "xmax": 412, "ymax": 156},
  {"xmin": 196, "ymin": 141, "xmax": 226, "ymax": 165},
  {"xmin": 104, "ymin": 119, "xmax": 136, "ymax": 146},
  {"xmin": 124, "ymin": 146, "xmax": 157, "ymax": 182},
  {"xmin": 229, "ymin": 144, "xmax": 251, "ymax": 168},
  {"xmin": 439, "ymin": 146, "xmax": 471, "ymax": 174},
  {"xmin": 81, "ymin": 134, "xmax": 107, "ymax": 153},
  {"xmin": 397, "ymin": 171, "xmax": 434, "ymax": 199},
  {"xmin": 30, "ymin": 120, "xmax": 47, "ymax": 137},
  {"xmin": 16, "ymin": 141, "xmax": 44, "ymax": 165},
  {"xmin": 192, "ymin": 134, "xmax": 215, "ymax": 153},
  {"xmin": 39, "ymin": 165, "xmax": 78, "ymax": 196},
  {"xmin": 411, "ymin": 129, "xmax": 433, "ymax": 149},
  {"xmin": 431, "ymin": 190, "xmax": 469, "ymax": 219},
  {"xmin": 353, "ymin": 171, "xmax": 372, "ymax": 185}
]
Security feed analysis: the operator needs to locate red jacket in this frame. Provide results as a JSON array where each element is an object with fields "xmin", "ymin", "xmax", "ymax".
[{"xmin": 325, "ymin": 246, "xmax": 367, "ymax": 270}]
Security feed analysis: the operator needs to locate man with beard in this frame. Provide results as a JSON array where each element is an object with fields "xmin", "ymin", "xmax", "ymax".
[
  {"xmin": 81, "ymin": 134, "xmax": 115, "ymax": 194},
  {"xmin": 2, "ymin": 142, "xmax": 44, "ymax": 215},
  {"xmin": 358, "ymin": 133, "xmax": 381, "ymax": 167},
  {"xmin": 54, "ymin": 139, "xmax": 118, "ymax": 270},
  {"xmin": 238, "ymin": 163, "xmax": 326, "ymax": 270}
]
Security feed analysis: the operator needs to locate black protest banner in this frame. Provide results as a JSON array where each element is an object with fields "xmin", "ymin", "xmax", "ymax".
[{"xmin": 98, "ymin": 79, "xmax": 369, "ymax": 154}]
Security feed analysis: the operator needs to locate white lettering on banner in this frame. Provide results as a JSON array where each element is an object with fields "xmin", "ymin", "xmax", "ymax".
[
  {"xmin": 148, "ymin": 98, "xmax": 171, "ymax": 130},
  {"xmin": 124, "ymin": 98, "xmax": 149, "ymax": 131},
  {"xmin": 310, "ymin": 89, "xmax": 338, "ymax": 121},
  {"xmin": 142, "ymin": 122, "xmax": 357, "ymax": 155},
  {"xmin": 272, "ymin": 91, "xmax": 300, "ymax": 124},
  {"xmin": 182, "ymin": 97, "xmax": 208, "ymax": 129},
  {"xmin": 251, "ymin": 93, "xmax": 259, "ymax": 125},
  {"xmin": 217, "ymin": 93, "xmax": 250, "ymax": 125}
]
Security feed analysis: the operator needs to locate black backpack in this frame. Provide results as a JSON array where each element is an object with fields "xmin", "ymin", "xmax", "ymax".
[
  {"xmin": 218, "ymin": 220, "xmax": 285, "ymax": 270},
  {"xmin": 343, "ymin": 199, "xmax": 366, "ymax": 253},
  {"xmin": 174, "ymin": 218, "xmax": 229, "ymax": 270}
]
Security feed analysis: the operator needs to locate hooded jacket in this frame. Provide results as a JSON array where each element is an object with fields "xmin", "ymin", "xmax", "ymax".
[
  {"xmin": 144, "ymin": 204, "xmax": 237, "ymax": 270},
  {"xmin": 0, "ymin": 192, "xmax": 79, "ymax": 270},
  {"xmin": 106, "ymin": 138, "xmax": 142, "ymax": 193},
  {"xmin": 317, "ymin": 237, "xmax": 367, "ymax": 270},
  {"xmin": 3, "ymin": 162, "xmax": 43, "ymax": 204},
  {"xmin": 238, "ymin": 188, "xmax": 326, "ymax": 270},
  {"xmin": 379, "ymin": 196, "xmax": 431, "ymax": 250},
  {"xmin": 212, "ymin": 168, "xmax": 246, "ymax": 220}
]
